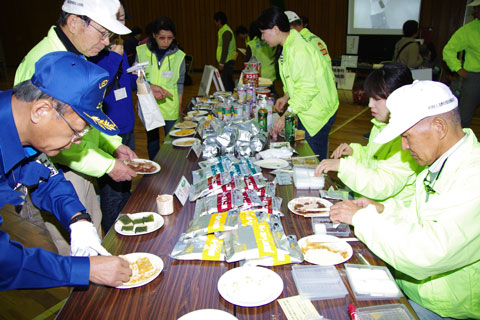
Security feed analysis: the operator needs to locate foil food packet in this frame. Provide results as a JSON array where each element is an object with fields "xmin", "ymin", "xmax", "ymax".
[
  {"xmin": 192, "ymin": 161, "xmax": 232, "ymax": 183},
  {"xmin": 184, "ymin": 210, "xmax": 239, "ymax": 238},
  {"xmin": 194, "ymin": 189, "xmax": 244, "ymax": 218},
  {"xmin": 189, "ymin": 172, "xmax": 233, "ymax": 201},
  {"xmin": 170, "ymin": 233, "xmax": 225, "ymax": 261},
  {"xmin": 224, "ymin": 219, "xmax": 303, "ymax": 266},
  {"xmin": 198, "ymin": 154, "xmax": 238, "ymax": 169}
]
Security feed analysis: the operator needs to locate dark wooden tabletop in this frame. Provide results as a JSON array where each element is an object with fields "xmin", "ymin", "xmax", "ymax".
[{"xmin": 58, "ymin": 136, "xmax": 418, "ymax": 320}]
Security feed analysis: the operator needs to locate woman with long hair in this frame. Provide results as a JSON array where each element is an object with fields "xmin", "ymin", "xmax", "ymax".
[
  {"xmin": 257, "ymin": 6, "xmax": 338, "ymax": 160},
  {"xmin": 136, "ymin": 16, "xmax": 186, "ymax": 160}
]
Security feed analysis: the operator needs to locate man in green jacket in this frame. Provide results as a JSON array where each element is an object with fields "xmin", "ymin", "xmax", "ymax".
[
  {"xmin": 443, "ymin": 0, "xmax": 480, "ymax": 128},
  {"xmin": 213, "ymin": 11, "xmax": 236, "ymax": 92},
  {"xmin": 284, "ymin": 10, "xmax": 331, "ymax": 67},
  {"xmin": 14, "ymin": 0, "xmax": 136, "ymax": 251},
  {"xmin": 330, "ymin": 81, "xmax": 480, "ymax": 319}
]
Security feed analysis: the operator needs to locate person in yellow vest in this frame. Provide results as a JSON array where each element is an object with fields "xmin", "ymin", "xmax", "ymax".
[
  {"xmin": 136, "ymin": 16, "xmax": 186, "ymax": 160},
  {"xmin": 284, "ymin": 10, "xmax": 331, "ymax": 67},
  {"xmin": 213, "ymin": 11, "xmax": 236, "ymax": 92},
  {"xmin": 245, "ymin": 21, "xmax": 278, "ymax": 95}
]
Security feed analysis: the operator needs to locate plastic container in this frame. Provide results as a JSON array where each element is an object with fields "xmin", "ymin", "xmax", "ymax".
[
  {"xmin": 311, "ymin": 217, "xmax": 351, "ymax": 237},
  {"xmin": 291, "ymin": 264, "xmax": 348, "ymax": 300},
  {"xmin": 344, "ymin": 264, "xmax": 404, "ymax": 300},
  {"xmin": 293, "ymin": 166, "xmax": 325, "ymax": 189},
  {"xmin": 356, "ymin": 304, "xmax": 416, "ymax": 320}
]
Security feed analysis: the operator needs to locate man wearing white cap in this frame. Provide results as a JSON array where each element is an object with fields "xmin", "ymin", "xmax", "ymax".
[
  {"xmin": 13, "ymin": 0, "xmax": 137, "ymax": 253},
  {"xmin": 330, "ymin": 81, "xmax": 480, "ymax": 319},
  {"xmin": 284, "ymin": 10, "xmax": 331, "ymax": 66},
  {"xmin": 443, "ymin": 0, "xmax": 480, "ymax": 128}
]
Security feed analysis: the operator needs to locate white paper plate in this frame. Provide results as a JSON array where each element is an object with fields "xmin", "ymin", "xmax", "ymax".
[
  {"xmin": 178, "ymin": 309, "xmax": 238, "ymax": 320},
  {"xmin": 187, "ymin": 110, "xmax": 208, "ymax": 117},
  {"xmin": 114, "ymin": 212, "xmax": 164, "ymax": 236},
  {"xmin": 172, "ymin": 137, "xmax": 201, "ymax": 147},
  {"xmin": 254, "ymin": 158, "xmax": 289, "ymax": 170},
  {"xmin": 298, "ymin": 234, "xmax": 353, "ymax": 266},
  {"xmin": 116, "ymin": 252, "xmax": 164, "ymax": 289},
  {"xmin": 218, "ymin": 266, "xmax": 283, "ymax": 307},
  {"xmin": 125, "ymin": 159, "xmax": 160, "ymax": 174},
  {"xmin": 287, "ymin": 197, "xmax": 333, "ymax": 217},
  {"xmin": 174, "ymin": 121, "xmax": 197, "ymax": 129},
  {"xmin": 170, "ymin": 128, "xmax": 196, "ymax": 137}
]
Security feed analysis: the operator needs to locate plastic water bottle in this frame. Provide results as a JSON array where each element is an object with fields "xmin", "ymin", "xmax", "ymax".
[{"xmin": 285, "ymin": 107, "xmax": 295, "ymax": 143}]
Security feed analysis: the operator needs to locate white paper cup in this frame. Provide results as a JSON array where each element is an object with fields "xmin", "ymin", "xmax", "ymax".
[{"xmin": 156, "ymin": 194, "xmax": 174, "ymax": 215}]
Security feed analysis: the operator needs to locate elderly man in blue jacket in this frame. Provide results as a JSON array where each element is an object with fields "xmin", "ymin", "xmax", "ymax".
[{"xmin": 0, "ymin": 51, "xmax": 131, "ymax": 290}]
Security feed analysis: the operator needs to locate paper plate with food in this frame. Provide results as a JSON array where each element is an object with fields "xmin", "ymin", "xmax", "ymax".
[
  {"xmin": 217, "ymin": 266, "xmax": 283, "ymax": 307},
  {"xmin": 114, "ymin": 212, "xmax": 164, "ymax": 236},
  {"xmin": 117, "ymin": 253, "xmax": 164, "ymax": 289},
  {"xmin": 298, "ymin": 234, "xmax": 353, "ymax": 265},
  {"xmin": 124, "ymin": 159, "xmax": 160, "ymax": 174},
  {"xmin": 174, "ymin": 120, "xmax": 197, "ymax": 129},
  {"xmin": 288, "ymin": 197, "xmax": 333, "ymax": 217},
  {"xmin": 170, "ymin": 128, "xmax": 196, "ymax": 137},
  {"xmin": 178, "ymin": 309, "xmax": 238, "ymax": 320},
  {"xmin": 172, "ymin": 137, "xmax": 201, "ymax": 147},
  {"xmin": 187, "ymin": 110, "xmax": 208, "ymax": 117}
]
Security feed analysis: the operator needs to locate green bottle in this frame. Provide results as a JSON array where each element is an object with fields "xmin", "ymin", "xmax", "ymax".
[{"xmin": 285, "ymin": 107, "xmax": 295, "ymax": 143}]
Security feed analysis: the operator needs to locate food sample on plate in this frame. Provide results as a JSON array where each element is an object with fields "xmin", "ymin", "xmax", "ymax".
[
  {"xmin": 117, "ymin": 213, "xmax": 156, "ymax": 234},
  {"xmin": 121, "ymin": 256, "xmax": 158, "ymax": 285},
  {"xmin": 124, "ymin": 159, "xmax": 158, "ymax": 173},
  {"xmin": 175, "ymin": 120, "xmax": 197, "ymax": 128},
  {"xmin": 301, "ymin": 239, "xmax": 349, "ymax": 265},
  {"xmin": 175, "ymin": 139, "xmax": 196, "ymax": 146},
  {"xmin": 173, "ymin": 128, "xmax": 195, "ymax": 136},
  {"xmin": 294, "ymin": 199, "xmax": 326, "ymax": 214}
]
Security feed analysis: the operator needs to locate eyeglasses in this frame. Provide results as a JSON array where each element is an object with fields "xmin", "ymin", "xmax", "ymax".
[
  {"xmin": 55, "ymin": 109, "xmax": 92, "ymax": 143},
  {"xmin": 423, "ymin": 158, "xmax": 447, "ymax": 201},
  {"xmin": 157, "ymin": 36, "xmax": 175, "ymax": 41},
  {"xmin": 89, "ymin": 23, "xmax": 115, "ymax": 40}
]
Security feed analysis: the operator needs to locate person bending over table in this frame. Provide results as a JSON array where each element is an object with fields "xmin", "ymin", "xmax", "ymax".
[
  {"xmin": 0, "ymin": 52, "xmax": 131, "ymax": 290},
  {"xmin": 257, "ymin": 6, "xmax": 338, "ymax": 161},
  {"xmin": 329, "ymin": 80, "xmax": 480, "ymax": 319},
  {"xmin": 136, "ymin": 16, "xmax": 186, "ymax": 160},
  {"xmin": 315, "ymin": 63, "xmax": 422, "ymax": 206}
]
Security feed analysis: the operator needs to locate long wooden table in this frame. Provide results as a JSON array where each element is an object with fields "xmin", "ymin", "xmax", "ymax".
[{"xmin": 58, "ymin": 136, "xmax": 418, "ymax": 320}]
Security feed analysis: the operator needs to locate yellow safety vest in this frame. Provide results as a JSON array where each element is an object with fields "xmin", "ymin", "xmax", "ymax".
[{"xmin": 216, "ymin": 24, "xmax": 236, "ymax": 63}]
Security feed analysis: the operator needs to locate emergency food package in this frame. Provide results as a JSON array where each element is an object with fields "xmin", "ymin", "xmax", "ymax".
[
  {"xmin": 230, "ymin": 162, "xmax": 262, "ymax": 176},
  {"xmin": 198, "ymin": 154, "xmax": 238, "ymax": 169},
  {"xmin": 194, "ymin": 189, "xmax": 263, "ymax": 218},
  {"xmin": 192, "ymin": 161, "xmax": 232, "ymax": 183},
  {"xmin": 224, "ymin": 218, "xmax": 303, "ymax": 266},
  {"xmin": 170, "ymin": 233, "xmax": 225, "ymax": 261},
  {"xmin": 189, "ymin": 172, "xmax": 235, "ymax": 201},
  {"xmin": 184, "ymin": 210, "xmax": 272, "ymax": 239}
]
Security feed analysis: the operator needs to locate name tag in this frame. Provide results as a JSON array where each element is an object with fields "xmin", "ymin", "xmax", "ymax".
[
  {"xmin": 114, "ymin": 87, "xmax": 127, "ymax": 101},
  {"xmin": 162, "ymin": 71, "xmax": 173, "ymax": 78}
]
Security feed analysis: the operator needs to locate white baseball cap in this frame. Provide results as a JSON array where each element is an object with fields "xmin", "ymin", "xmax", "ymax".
[
  {"xmin": 285, "ymin": 11, "xmax": 301, "ymax": 24},
  {"xmin": 468, "ymin": 0, "xmax": 480, "ymax": 7},
  {"xmin": 62, "ymin": 0, "xmax": 131, "ymax": 35},
  {"xmin": 374, "ymin": 80, "xmax": 458, "ymax": 144}
]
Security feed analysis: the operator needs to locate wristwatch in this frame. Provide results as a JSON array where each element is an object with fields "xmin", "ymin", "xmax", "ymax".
[{"xmin": 69, "ymin": 212, "xmax": 92, "ymax": 225}]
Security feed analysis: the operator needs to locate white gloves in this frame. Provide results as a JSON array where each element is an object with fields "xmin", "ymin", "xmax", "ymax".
[{"xmin": 70, "ymin": 221, "xmax": 111, "ymax": 256}]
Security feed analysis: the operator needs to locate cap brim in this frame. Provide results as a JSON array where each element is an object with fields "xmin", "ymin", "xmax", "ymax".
[
  {"xmin": 90, "ymin": 14, "xmax": 131, "ymax": 35},
  {"xmin": 373, "ymin": 118, "xmax": 418, "ymax": 144},
  {"xmin": 73, "ymin": 106, "xmax": 120, "ymax": 135}
]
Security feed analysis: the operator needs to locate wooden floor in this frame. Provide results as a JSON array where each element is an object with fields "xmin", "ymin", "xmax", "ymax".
[{"xmin": 0, "ymin": 71, "xmax": 479, "ymax": 320}]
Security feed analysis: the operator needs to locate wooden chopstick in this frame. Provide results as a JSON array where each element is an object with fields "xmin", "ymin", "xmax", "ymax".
[{"xmin": 283, "ymin": 155, "xmax": 319, "ymax": 161}]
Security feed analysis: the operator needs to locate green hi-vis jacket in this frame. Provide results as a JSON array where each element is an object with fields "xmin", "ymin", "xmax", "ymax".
[
  {"xmin": 247, "ymin": 36, "xmax": 277, "ymax": 82},
  {"xmin": 338, "ymin": 119, "xmax": 421, "ymax": 206},
  {"xmin": 14, "ymin": 26, "xmax": 122, "ymax": 177},
  {"xmin": 443, "ymin": 18, "xmax": 480, "ymax": 73},
  {"xmin": 279, "ymin": 29, "xmax": 338, "ymax": 136},
  {"xmin": 136, "ymin": 44, "xmax": 185, "ymax": 121},
  {"xmin": 299, "ymin": 28, "xmax": 331, "ymax": 65},
  {"xmin": 216, "ymin": 24, "xmax": 236, "ymax": 64},
  {"xmin": 352, "ymin": 129, "xmax": 480, "ymax": 319}
]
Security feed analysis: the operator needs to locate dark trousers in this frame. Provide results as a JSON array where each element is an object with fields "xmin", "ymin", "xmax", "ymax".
[
  {"xmin": 297, "ymin": 112, "xmax": 337, "ymax": 161},
  {"xmin": 99, "ymin": 131, "xmax": 135, "ymax": 232},
  {"xmin": 146, "ymin": 120, "xmax": 176, "ymax": 160},
  {"xmin": 459, "ymin": 71, "xmax": 480, "ymax": 128},
  {"xmin": 220, "ymin": 60, "xmax": 235, "ymax": 92}
]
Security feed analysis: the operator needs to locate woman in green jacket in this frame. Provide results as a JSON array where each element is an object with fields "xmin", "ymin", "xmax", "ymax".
[
  {"xmin": 315, "ymin": 63, "xmax": 422, "ymax": 205},
  {"xmin": 136, "ymin": 17, "xmax": 186, "ymax": 160},
  {"xmin": 257, "ymin": 7, "xmax": 338, "ymax": 160}
]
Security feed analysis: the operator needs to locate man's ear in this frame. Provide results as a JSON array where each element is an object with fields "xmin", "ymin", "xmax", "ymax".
[
  {"xmin": 432, "ymin": 116, "xmax": 448, "ymax": 140},
  {"xmin": 66, "ymin": 14, "xmax": 83, "ymax": 35},
  {"xmin": 30, "ymin": 99, "xmax": 54, "ymax": 124}
]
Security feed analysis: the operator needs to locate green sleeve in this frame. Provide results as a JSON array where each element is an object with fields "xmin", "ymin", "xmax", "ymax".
[{"xmin": 443, "ymin": 27, "xmax": 466, "ymax": 72}]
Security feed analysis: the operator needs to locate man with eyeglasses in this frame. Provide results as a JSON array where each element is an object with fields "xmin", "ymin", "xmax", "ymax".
[
  {"xmin": 0, "ymin": 52, "xmax": 133, "ymax": 290},
  {"xmin": 329, "ymin": 81, "xmax": 480, "ymax": 319},
  {"xmin": 14, "ymin": 0, "xmax": 137, "ymax": 252}
]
